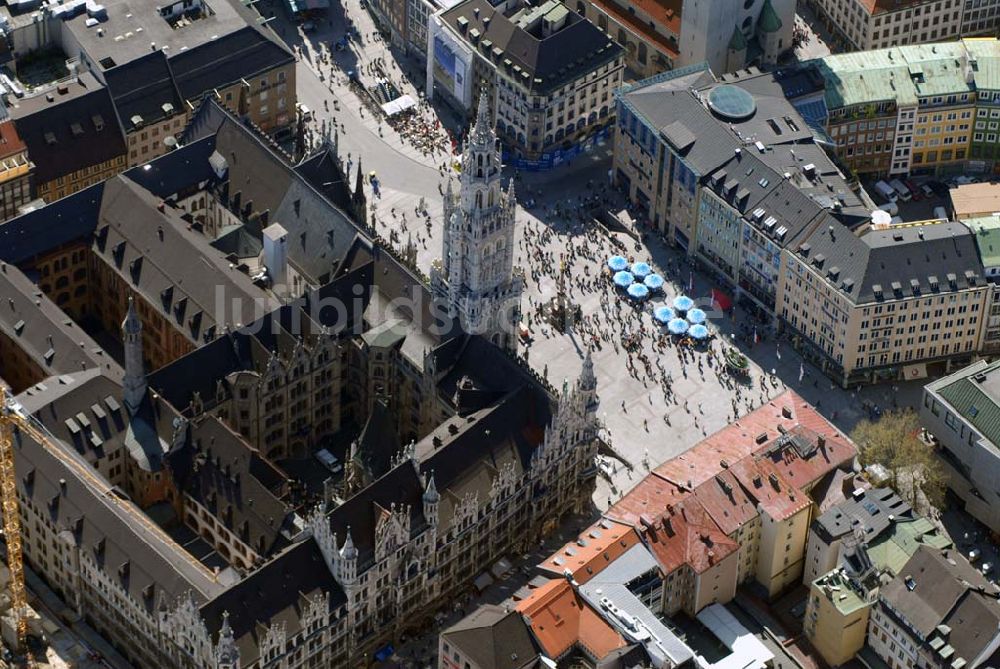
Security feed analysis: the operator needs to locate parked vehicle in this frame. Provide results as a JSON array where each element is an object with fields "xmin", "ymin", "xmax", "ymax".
[
  {"xmin": 921, "ymin": 183, "xmax": 935, "ymax": 198},
  {"xmin": 905, "ymin": 179, "xmax": 923, "ymax": 200},
  {"xmin": 297, "ymin": 103, "xmax": 313, "ymax": 122},
  {"xmin": 983, "ymin": 562, "xmax": 993, "ymax": 576},
  {"xmin": 933, "ymin": 206, "xmax": 948, "ymax": 221},
  {"xmin": 315, "ymin": 448, "xmax": 343, "ymax": 474},
  {"xmin": 890, "ymin": 179, "xmax": 913, "ymax": 201},
  {"xmin": 874, "ymin": 180, "xmax": 898, "ymax": 202},
  {"xmin": 877, "ymin": 201, "xmax": 899, "ymax": 216},
  {"xmin": 969, "ymin": 548, "xmax": 982, "ymax": 563},
  {"xmin": 928, "ymin": 180, "xmax": 950, "ymax": 197}
]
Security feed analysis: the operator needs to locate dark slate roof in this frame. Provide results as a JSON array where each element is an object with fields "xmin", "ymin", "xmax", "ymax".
[
  {"xmin": 294, "ymin": 147, "xmax": 356, "ymax": 215},
  {"xmin": 211, "ymin": 225, "xmax": 264, "ymax": 259},
  {"xmin": 625, "ymin": 83, "xmax": 739, "ymax": 176},
  {"xmin": 16, "ymin": 371, "xmax": 177, "ymax": 472},
  {"xmin": 90, "ymin": 176, "xmax": 263, "ymax": 346},
  {"xmin": 435, "ymin": 336, "xmax": 552, "ymax": 414},
  {"xmin": 811, "ymin": 487, "xmax": 911, "ymax": 544},
  {"xmin": 0, "ymin": 182, "xmax": 104, "ymax": 264},
  {"xmin": 168, "ymin": 416, "xmax": 292, "ymax": 558},
  {"xmin": 104, "ymin": 51, "xmax": 184, "ymax": 130},
  {"xmin": 442, "ymin": 605, "xmax": 541, "ymax": 669},
  {"xmin": 199, "ymin": 537, "xmax": 346, "ymax": 666},
  {"xmin": 207, "ymin": 111, "xmax": 361, "ymax": 284},
  {"xmin": 0, "ymin": 262, "xmax": 121, "ymax": 386},
  {"xmin": 623, "ymin": 67, "xmax": 864, "ymax": 223},
  {"xmin": 123, "ymin": 135, "xmax": 220, "ymax": 198},
  {"xmin": 10, "ymin": 73, "xmax": 126, "ymax": 186},
  {"xmin": 797, "ymin": 220, "xmax": 985, "ymax": 304},
  {"xmin": 440, "ymin": 0, "xmax": 622, "ymax": 96},
  {"xmin": 12, "ymin": 372, "xmax": 223, "ymax": 609},
  {"xmin": 881, "ymin": 546, "xmax": 1000, "ymax": 652},
  {"xmin": 417, "ymin": 387, "xmax": 547, "ymax": 527},
  {"xmin": 147, "ymin": 332, "xmax": 253, "ymax": 414},
  {"xmin": 355, "ymin": 399, "xmax": 401, "ymax": 481},
  {"xmin": 170, "ymin": 26, "xmax": 293, "ymax": 102},
  {"xmin": 324, "ymin": 463, "xmax": 426, "ymax": 570}
]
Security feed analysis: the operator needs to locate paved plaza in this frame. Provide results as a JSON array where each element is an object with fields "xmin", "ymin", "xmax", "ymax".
[{"xmin": 265, "ymin": 0, "xmax": 924, "ymax": 513}]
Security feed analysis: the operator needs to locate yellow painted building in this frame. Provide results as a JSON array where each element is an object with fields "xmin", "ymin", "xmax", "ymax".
[
  {"xmin": 911, "ymin": 104, "xmax": 974, "ymax": 169},
  {"xmin": 805, "ymin": 571, "xmax": 871, "ymax": 667}
]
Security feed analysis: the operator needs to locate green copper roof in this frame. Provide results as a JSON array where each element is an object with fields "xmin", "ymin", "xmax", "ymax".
[
  {"xmin": 866, "ymin": 517, "xmax": 952, "ymax": 576},
  {"xmin": 931, "ymin": 359, "xmax": 1000, "ymax": 449},
  {"xmin": 729, "ymin": 25, "xmax": 748, "ymax": 51},
  {"xmin": 965, "ymin": 216, "xmax": 1000, "ymax": 270},
  {"xmin": 810, "ymin": 39, "xmax": 1000, "ymax": 111},
  {"xmin": 758, "ymin": 0, "xmax": 782, "ymax": 34}
]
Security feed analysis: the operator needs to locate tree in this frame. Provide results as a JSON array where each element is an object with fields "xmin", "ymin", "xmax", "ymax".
[{"xmin": 851, "ymin": 409, "xmax": 946, "ymax": 514}]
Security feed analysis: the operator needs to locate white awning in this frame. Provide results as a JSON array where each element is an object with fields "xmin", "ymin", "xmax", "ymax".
[{"xmin": 381, "ymin": 95, "xmax": 417, "ymax": 117}]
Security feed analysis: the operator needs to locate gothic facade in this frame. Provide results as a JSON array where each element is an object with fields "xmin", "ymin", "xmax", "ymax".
[
  {"xmin": 432, "ymin": 93, "xmax": 524, "ymax": 352},
  {"xmin": 2, "ymin": 100, "xmax": 600, "ymax": 669}
]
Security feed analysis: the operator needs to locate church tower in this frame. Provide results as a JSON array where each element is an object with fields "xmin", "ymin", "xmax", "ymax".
[
  {"xmin": 121, "ymin": 296, "xmax": 147, "ymax": 414},
  {"xmin": 431, "ymin": 91, "xmax": 523, "ymax": 351}
]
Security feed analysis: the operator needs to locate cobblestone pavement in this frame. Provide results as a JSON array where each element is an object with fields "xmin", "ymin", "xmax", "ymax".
[{"xmin": 271, "ymin": 0, "xmax": 926, "ymax": 514}]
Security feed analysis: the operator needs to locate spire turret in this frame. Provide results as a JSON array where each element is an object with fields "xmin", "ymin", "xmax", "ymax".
[
  {"xmin": 215, "ymin": 611, "xmax": 240, "ymax": 668},
  {"xmin": 121, "ymin": 296, "xmax": 146, "ymax": 414},
  {"xmin": 340, "ymin": 526, "xmax": 358, "ymax": 561}
]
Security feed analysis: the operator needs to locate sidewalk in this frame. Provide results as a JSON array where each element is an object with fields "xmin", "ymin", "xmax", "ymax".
[{"xmin": 292, "ymin": 2, "xmax": 453, "ymax": 168}]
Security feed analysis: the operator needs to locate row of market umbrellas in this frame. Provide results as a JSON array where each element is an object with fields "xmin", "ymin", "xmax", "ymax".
[
  {"xmin": 613, "ymin": 271, "xmax": 665, "ymax": 291},
  {"xmin": 653, "ymin": 302, "xmax": 710, "ymax": 339}
]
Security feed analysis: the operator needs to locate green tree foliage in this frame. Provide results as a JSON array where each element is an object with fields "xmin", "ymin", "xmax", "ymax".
[{"xmin": 851, "ymin": 409, "xmax": 946, "ymax": 514}]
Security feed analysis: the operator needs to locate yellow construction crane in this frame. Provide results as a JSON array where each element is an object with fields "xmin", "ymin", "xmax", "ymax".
[
  {"xmin": 0, "ymin": 383, "xmax": 215, "ymax": 665},
  {"xmin": 0, "ymin": 385, "xmax": 28, "ymax": 657}
]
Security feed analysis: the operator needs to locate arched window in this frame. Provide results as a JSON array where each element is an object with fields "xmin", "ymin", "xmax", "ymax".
[
  {"xmin": 488, "ymin": 189, "xmax": 495, "ymax": 207},
  {"xmin": 475, "ymin": 191, "xmax": 483, "ymax": 209}
]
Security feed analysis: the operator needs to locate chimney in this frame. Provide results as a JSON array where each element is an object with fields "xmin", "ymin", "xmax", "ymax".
[{"xmin": 262, "ymin": 223, "xmax": 289, "ymax": 292}]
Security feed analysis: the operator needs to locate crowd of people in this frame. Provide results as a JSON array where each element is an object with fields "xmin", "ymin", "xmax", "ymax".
[{"xmin": 512, "ymin": 184, "xmax": 785, "ymax": 444}]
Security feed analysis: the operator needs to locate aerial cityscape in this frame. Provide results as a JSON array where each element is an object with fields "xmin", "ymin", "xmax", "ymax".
[{"xmin": 0, "ymin": 0, "xmax": 998, "ymax": 666}]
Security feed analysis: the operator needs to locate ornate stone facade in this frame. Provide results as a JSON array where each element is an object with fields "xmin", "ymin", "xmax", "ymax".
[{"xmin": 432, "ymin": 93, "xmax": 523, "ymax": 352}]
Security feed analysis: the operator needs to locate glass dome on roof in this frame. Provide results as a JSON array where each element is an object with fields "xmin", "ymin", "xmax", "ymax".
[{"xmin": 707, "ymin": 84, "xmax": 757, "ymax": 121}]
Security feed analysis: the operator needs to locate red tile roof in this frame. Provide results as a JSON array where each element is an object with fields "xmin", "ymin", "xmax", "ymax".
[
  {"xmin": 588, "ymin": 0, "xmax": 681, "ymax": 57},
  {"xmin": 515, "ymin": 579, "xmax": 626, "ymax": 660},
  {"xmin": 729, "ymin": 457, "xmax": 809, "ymax": 522},
  {"xmin": 692, "ymin": 469, "xmax": 758, "ymax": 536},
  {"xmin": 0, "ymin": 121, "xmax": 27, "ymax": 160},
  {"xmin": 538, "ymin": 519, "xmax": 640, "ymax": 585},
  {"xmin": 606, "ymin": 473, "xmax": 687, "ymax": 527},
  {"xmin": 610, "ymin": 390, "xmax": 856, "ymax": 530},
  {"xmin": 641, "ymin": 497, "xmax": 740, "ymax": 574}
]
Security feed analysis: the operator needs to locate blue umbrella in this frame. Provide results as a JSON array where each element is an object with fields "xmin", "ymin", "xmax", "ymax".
[
  {"xmin": 627, "ymin": 284, "xmax": 650, "ymax": 300},
  {"xmin": 667, "ymin": 318, "xmax": 689, "ymax": 335},
  {"xmin": 687, "ymin": 308, "xmax": 707, "ymax": 324},
  {"xmin": 613, "ymin": 271, "xmax": 634, "ymax": 288},
  {"xmin": 608, "ymin": 255, "xmax": 628, "ymax": 271},
  {"xmin": 631, "ymin": 262, "xmax": 652, "ymax": 278},
  {"xmin": 673, "ymin": 295, "xmax": 694, "ymax": 312},
  {"xmin": 653, "ymin": 305, "xmax": 675, "ymax": 324},
  {"xmin": 689, "ymin": 324, "xmax": 710, "ymax": 339},
  {"xmin": 644, "ymin": 274, "xmax": 664, "ymax": 290}
]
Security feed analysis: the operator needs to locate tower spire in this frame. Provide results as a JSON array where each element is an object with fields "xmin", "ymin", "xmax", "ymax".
[
  {"xmin": 215, "ymin": 611, "xmax": 240, "ymax": 668},
  {"xmin": 472, "ymin": 89, "xmax": 492, "ymax": 143},
  {"xmin": 121, "ymin": 296, "xmax": 146, "ymax": 414}
]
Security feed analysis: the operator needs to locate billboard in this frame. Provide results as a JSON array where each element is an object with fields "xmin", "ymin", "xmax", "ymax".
[{"xmin": 431, "ymin": 25, "xmax": 470, "ymax": 107}]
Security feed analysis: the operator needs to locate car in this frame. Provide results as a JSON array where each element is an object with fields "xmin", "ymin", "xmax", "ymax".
[
  {"xmin": 983, "ymin": 562, "xmax": 993, "ymax": 576},
  {"xmin": 302, "ymin": 21, "xmax": 316, "ymax": 32},
  {"xmin": 905, "ymin": 179, "xmax": 923, "ymax": 200},
  {"xmin": 970, "ymin": 548, "xmax": 982, "ymax": 563},
  {"xmin": 928, "ymin": 180, "xmax": 950, "ymax": 197},
  {"xmin": 921, "ymin": 183, "xmax": 935, "ymax": 197}
]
